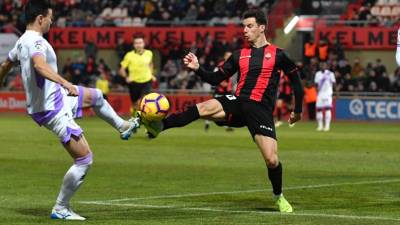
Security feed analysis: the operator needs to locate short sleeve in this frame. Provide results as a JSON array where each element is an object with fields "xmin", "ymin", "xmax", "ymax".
[
  {"xmin": 8, "ymin": 45, "xmax": 18, "ymax": 62},
  {"xmin": 331, "ymin": 72, "xmax": 336, "ymax": 83},
  {"xmin": 314, "ymin": 72, "xmax": 320, "ymax": 84},
  {"xmin": 120, "ymin": 53, "xmax": 130, "ymax": 68},
  {"xmin": 29, "ymin": 38, "xmax": 47, "ymax": 58},
  {"xmin": 278, "ymin": 50, "xmax": 297, "ymax": 75}
]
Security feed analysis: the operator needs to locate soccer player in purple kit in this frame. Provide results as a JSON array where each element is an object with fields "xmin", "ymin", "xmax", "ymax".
[{"xmin": 0, "ymin": 0, "xmax": 139, "ymax": 220}]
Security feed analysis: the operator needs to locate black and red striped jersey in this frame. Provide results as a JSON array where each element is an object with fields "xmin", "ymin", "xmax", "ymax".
[{"xmin": 218, "ymin": 44, "xmax": 298, "ymax": 108}]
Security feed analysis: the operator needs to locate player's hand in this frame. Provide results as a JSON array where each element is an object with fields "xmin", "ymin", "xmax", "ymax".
[
  {"xmin": 183, "ymin": 52, "xmax": 200, "ymax": 71},
  {"xmin": 125, "ymin": 77, "xmax": 131, "ymax": 84},
  {"xmin": 62, "ymin": 81, "xmax": 78, "ymax": 96},
  {"xmin": 288, "ymin": 112, "xmax": 302, "ymax": 125}
]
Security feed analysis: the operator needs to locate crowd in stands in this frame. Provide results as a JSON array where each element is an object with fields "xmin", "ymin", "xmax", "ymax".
[
  {"xmin": 0, "ymin": 0, "xmax": 275, "ymax": 31},
  {"xmin": 302, "ymin": 39, "xmax": 400, "ymax": 93},
  {"xmin": 344, "ymin": 0, "xmax": 400, "ymax": 27},
  {"xmin": 1, "ymin": 0, "xmax": 399, "ymax": 94}
]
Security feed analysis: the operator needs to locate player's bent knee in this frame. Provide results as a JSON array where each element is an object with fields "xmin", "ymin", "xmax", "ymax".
[
  {"xmin": 86, "ymin": 88, "xmax": 104, "ymax": 107},
  {"xmin": 196, "ymin": 100, "xmax": 222, "ymax": 117},
  {"xmin": 74, "ymin": 151, "xmax": 93, "ymax": 166},
  {"xmin": 266, "ymin": 156, "xmax": 279, "ymax": 168}
]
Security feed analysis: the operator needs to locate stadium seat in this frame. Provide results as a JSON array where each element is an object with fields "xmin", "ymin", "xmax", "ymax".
[
  {"xmin": 111, "ymin": 8, "xmax": 122, "ymax": 18},
  {"xmin": 380, "ymin": 6, "xmax": 392, "ymax": 16},
  {"xmin": 120, "ymin": 8, "xmax": 128, "ymax": 18},
  {"xmin": 100, "ymin": 7, "xmax": 112, "ymax": 18},
  {"xmin": 121, "ymin": 17, "xmax": 132, "ymax": 27},
  {"xmin": 391, "ymin": 6, "xmax": 400, "ymax": 16},
  {"xmin": 114, "ymin": 18, "xmax": 123, "ymax": 26},
  {"xmin": 371, "ymin": 6, "xmax": 381, "ymax": 16},
  {"xmin": 132, "ymin": 17, "xmax": 144, "ymax": 27},
  {"xmin": 56, "ymin": 17, "xmax": 66, "ymax": 27},
  {"xmin": 376, "ymin": 0, "xmax": 389, "ymax": 6}
]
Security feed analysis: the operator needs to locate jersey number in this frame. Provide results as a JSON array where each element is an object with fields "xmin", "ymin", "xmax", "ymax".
[{"xmin": 226, "ymin": 95, "xmax": 236, "ymax": 100}]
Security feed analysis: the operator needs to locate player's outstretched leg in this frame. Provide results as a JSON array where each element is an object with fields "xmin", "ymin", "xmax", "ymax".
[
  {"xmin": 81, "ymin": 87, "xmax": 140, "ymax": 140},
  {"xmin": 141, "ymin": 99, "xmax": 225, "ymax": 138},
  {"xmin": 254, "ymin": 135, "xmax": 293, "ymax": 213},
  {"xmin": 51, "ymin": 135, "xmax": 92, "ymax": 220}
]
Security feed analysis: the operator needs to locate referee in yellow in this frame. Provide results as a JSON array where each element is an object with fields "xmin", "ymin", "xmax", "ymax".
[{"xmin": 119, "ymin": 36, "xmax": 155, "ymax": 115}]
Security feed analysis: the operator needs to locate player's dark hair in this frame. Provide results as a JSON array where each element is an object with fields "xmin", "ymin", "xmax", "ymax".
[
  {"xmin": 132, "ymin": 35, "xmax": 144, "ymax": 40},
  {"xmin": 24, "ymin": 0, "xmax": 51, "ymax": 25},
  {"xmin": 242, "ymin": 9, "xmax": 268, "ymax": 26}
]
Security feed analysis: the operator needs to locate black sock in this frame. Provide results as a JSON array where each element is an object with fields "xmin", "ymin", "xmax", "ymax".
[
  {"xmin": 163, "ymin": 106, "xmax": 200, "ymax": 130},
  {"xmin": 267, "ymin": 162, "xmax": 282, "ymax": 196},
  {"xmin": 277, "ymin": 108, "xmax": 281, "ymax": 121}
]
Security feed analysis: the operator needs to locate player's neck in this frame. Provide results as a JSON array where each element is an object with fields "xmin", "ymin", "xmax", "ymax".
[
  {"xmin": 250, "ymin": 36, "xmax": 269, "ymax": 48},
  {"xmin": 135, "ymin": 49, "xmax": 144, "ymax": 55},
  {"xmin": 26, "ymin": 25, "xmax": 43, "ymax": 36}
]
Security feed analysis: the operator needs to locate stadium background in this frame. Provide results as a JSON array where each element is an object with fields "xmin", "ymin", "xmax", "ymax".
[
  {"xmin": 0, "ymin": 1, "xmax": 400, "ymax": 224},
  {"xmin": 1, "ymin": 0, "xmax": 399, "ymax": 120}
]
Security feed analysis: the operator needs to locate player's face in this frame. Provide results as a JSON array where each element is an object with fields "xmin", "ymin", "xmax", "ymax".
[
  {"xmin": 39, "ymin": 9, "xmax": 53, "ymax": 33},
  {"xmin": 242, "ymin": 18, "xmax": 265, "ymax": 43},
  {"xmin": 133, "ymin": 38, "xmax": 145, "ymax": 52}
]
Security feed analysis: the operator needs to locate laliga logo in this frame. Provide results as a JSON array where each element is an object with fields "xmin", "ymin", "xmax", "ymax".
[{"xmin": 349, "ymin": 99, "xmax": 364, "ymax": 116}]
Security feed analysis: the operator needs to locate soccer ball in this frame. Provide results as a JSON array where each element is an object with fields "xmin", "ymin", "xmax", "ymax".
[{"xmin": 140, "ymin": 93, "xmax": 170, "ymax": 121}]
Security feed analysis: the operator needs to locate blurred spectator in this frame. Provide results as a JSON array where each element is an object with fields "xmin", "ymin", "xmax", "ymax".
[
  {"xmin": 84, "ymin": 38, "xmax": 98, "ymax": 61},
  {"xmin": 71, "ymin": 56, "xmax": 86, "ymax": 85},
  {"xmin": 160, "ymin": 59, "xmax": 178, "ymax": 89},
  {"xmin": 373, "ymin": 58, "xmax": 387, "ymax": 77},
  {"xmin": 116, "ymin": 37, "xmax": 131, "ymax": 61},
  {"xmin": 62, "ymin": 57, "xmax": 74, "ymax": 81},
  {"xmin": 96, "ymin": 72, "xmax": 110, "ymax": 99},
  {"xmin": 304, "ymin": 80, "xmax": 317, "ymax": 120},
  {"xmin": 304, "ymin": 39, "xmax": 317, "ymax": 64},
  {"xmin": 351, "ymin": 58, "xmax": 364, "ymax": 78},
  {"xmin": 317, "ymin": 40, "xmax": 329, "ymax": 62},
  {"xmin": 84, "ymin": 56, "xmax": 98, "ymax": 86}
]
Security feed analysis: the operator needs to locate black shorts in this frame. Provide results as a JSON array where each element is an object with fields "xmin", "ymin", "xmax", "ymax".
[
  {"xmin": 215, "ymin": 95, "xmax": 276, "ymax": 140},
  {"xmin": 127, "ymin": 81, "xmax": 152, "ymax": 103}
]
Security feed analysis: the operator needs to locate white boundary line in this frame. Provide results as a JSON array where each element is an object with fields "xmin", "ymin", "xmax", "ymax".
[
  {"xmin": 79, "ymin": 201, "xmax": 400, "ymax": 222},
  {"xmin": 83, "ymin": 178, "xmax": 400, "ymax": 203}
]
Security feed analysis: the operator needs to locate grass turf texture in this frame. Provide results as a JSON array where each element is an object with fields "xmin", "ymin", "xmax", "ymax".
[{"xmin": 0, "ymin": 115, "xmax": 399, "ymax": 225}]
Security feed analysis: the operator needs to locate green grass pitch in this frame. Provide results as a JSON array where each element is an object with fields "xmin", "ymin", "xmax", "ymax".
[{"xmin": 0, "ymin": 115, "xmax": 399, "ymax": 225}]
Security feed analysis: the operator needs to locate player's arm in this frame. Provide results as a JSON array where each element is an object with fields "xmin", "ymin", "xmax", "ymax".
[
  {"xmin": 119, "ymin": 54, "xmax": 130, "ymax": 83},
  {"xmin": 279, "ymin": 50, "xmax": 304, "ymax": 124},
  {"xmin": 183, "ymin": 52, "xmax": 237, "ymax": 85},
  {"xmin": 0, "ymin": 59, "xmax": 14, "ymax": 87},
  {"xmin": 32, "ymin": 54, "xmax": 78, "ymax": 96},
  {"xmin": 287, "ymin": 69, "xmax": 304, "ymax": 114},
  {"xmin": 396, "ymin": 28, "xmax": 400, "ymax": 66}
]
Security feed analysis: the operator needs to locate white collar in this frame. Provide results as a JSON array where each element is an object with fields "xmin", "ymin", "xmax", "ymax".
[{"xmin": 25, "ymin": 30, "xmax": 42, "ymax": 36}]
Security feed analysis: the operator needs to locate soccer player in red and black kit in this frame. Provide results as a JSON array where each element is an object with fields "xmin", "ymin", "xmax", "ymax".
[{"xmin": 140, "ymin": 9, "xmax": 303, "ymax": 212}]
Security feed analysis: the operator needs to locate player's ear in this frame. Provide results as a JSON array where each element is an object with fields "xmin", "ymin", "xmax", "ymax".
[{"xmin": 259, "ymin": 24, "xmax": 266, "ymax": 32}]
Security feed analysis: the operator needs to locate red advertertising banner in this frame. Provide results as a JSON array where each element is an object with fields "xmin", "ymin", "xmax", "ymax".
[
  {"xmin": 0, "ymin": 92, "xmax": 26, "ymax": 113},
  {"xmin": 315, "ymin": 26, "xmax": 397, "ymax": 49},
  {"xmin": 0, "ymin": 92, "xmax": 211, "ymax": 115},
  {"xmin": 48, "ymin": 26, "xmax": 243, "ymax": 49}
]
